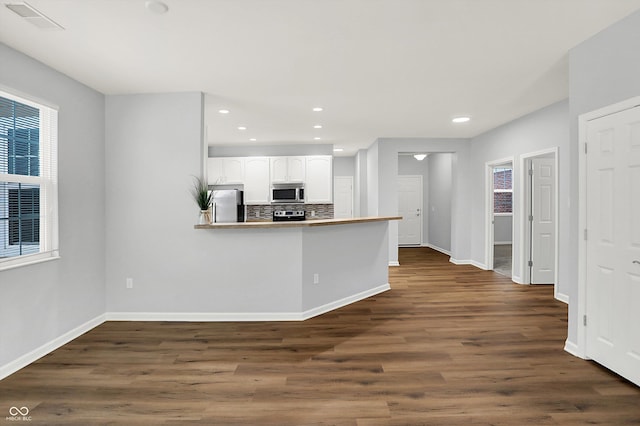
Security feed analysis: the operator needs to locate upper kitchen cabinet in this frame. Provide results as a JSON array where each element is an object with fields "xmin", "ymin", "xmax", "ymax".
[
  {"xmin": 305, "ymin": 155, "xmax": 333, "ymax": 203},
  {"xmin": 243, "ymin": 157, "xmax": 270, "ymax": 204},
  {"xmin": 270, "ymin": 156, "xmax": 306, "ymax": 183},
  {"xmin": 208, "ymin": 157, "xmax": 244, "ymax": 185}
]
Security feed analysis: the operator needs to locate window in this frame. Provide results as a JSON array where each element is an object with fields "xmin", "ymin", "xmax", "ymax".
[
  {"xmin": 493, "ymin": 167, "xmax": 512, "ymax": 214},
  {"xmin": 0, "ymin": 90, "xmax": 58, "ymax": 270}
]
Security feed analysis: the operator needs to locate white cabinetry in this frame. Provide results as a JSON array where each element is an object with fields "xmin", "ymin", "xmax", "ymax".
[
  {"xmin": 243, "ymin": 157, "xmax": 270, "ymax": 204},
  {"xmin": 207, "ymin": 157, "xmax": 244, "ymax": 185},
  {"xmin": 270, "ymin": 156, "xmax": 306, "ymax": 183},
  {"xmin": 305, "ymin": 155, "xmax": 333, "ymax": 203}
]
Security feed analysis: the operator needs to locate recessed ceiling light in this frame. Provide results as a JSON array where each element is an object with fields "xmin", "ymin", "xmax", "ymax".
[
  {"xmin": 333, "ymin": 148, "xmax": 344, "ymax": 152},
  {"xmin": 145, "ymin": 0, "xmax": 169, "ymax": 14},
  {"xmin": 413, "ymin": 154, "xmax": 427, "ymax": 161},
  {"xmin": 237, "ymin": 126, "xmax": 247, "ymax": 130},
  {"xmin": 452, "ymin": 116, "xmax": 471, "ymax": 123},
  {"xmin": 218, "ymin": 109, "xmax": 230, "ymax": 114},
  {"xmin": 249, "ymin": 138, "xmax": 257, "ymax": 142},
  {"xmin": 312, "ymin": 107, "xmax": 323, "ymax": 112},
  {"xmin": 314, "ymin": 137, "xmax": 321, "ymax": 141},
  {"xmin": 313, "ymin": 125, "xmax": 323, "ymax": 129}
]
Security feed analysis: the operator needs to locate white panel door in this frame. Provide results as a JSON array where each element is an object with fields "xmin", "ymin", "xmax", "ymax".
[
  {"xmin": 398, "ymin": 176, "xmax": 422, "ymax": 245},
  {"xmin": 531, "ymin": 157, "xmax": 555, "ymax": 284},
  {"xmin": 586, "ymin": 105, "xmax": 640, "ymax": 386},
  {"xmin": 333, "ymin": 176, "xmax": 353, "ymax": 218}
]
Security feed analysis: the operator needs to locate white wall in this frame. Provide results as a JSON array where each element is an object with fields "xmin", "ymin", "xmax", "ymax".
[
  {"xmin": 105, "ymin": 93, "xmax": 304, "ymax": 314},
  {"xmin": 209, "ymin": 144, "xmax": 332, "ymax": 157},
  {"xmin": 0, "ymin": 44, "xmax": 106, "ymax": 373},
  {"xmin": 469, "ymin": 101, "xmax": 569, "ymax": 286},
  {"xmin": 354, "ymin": 149, "xmax": 367, "ymax": 217},
  {"xmin": 428, "ymin": 153, "xmax": 453, "ymax": 252},
  {"xmin": 333, "ymin": 156, "xmax": 355, "ymax": 177},
  {"xmin": 567, "ymin": 9, "xmax": 640, "ymax": 347}
]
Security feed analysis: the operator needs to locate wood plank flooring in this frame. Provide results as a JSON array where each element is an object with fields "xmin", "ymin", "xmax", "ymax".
[{"xmin": 1, "ymin": 248, "xmax": 638, "ymax": 425}]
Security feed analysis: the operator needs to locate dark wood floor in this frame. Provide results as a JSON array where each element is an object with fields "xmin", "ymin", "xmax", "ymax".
[{"xmin": 1, "ymin": 248, "xmax": 638, "ymax": 425}]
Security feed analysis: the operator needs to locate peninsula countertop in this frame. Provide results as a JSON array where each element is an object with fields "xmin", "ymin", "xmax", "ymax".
[{"xmin": 194, "ymin": 216, "xmax": 402, "ymax": 230}]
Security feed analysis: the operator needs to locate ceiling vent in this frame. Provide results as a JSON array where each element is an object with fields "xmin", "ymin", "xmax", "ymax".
[{"xmin": 5, "ymin": 1, "xmax": 64, "ymax": 30}]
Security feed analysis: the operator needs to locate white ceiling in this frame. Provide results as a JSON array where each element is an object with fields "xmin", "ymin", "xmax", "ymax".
[{"xmin": 2, "ymin": 0, "xmax": 640, "ymax": 156}]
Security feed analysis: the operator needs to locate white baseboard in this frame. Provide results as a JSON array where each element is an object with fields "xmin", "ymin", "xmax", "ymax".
[
  {"xmin": 107, "ymin": 284, "xmax": 392, "ymax": 323},
  {"xmin": 0, "ymin": 313, "xmax": 106, "ymax": 381},
  {"xmin": 388, "ymin": 261, "xmax": 400, "ymax": 267},
  {"xmin": 564, "ymin": 339, "xmax": 586, "ymax": 359},
  {"xmin": 424, "ymin": 244, "xmax": 451, "ymax": 256},
  {"xmin": 301, "ymin": 284, "xmax": 390, "ymax": 320},
  {"xmin": 512, "ymin": 275, "xmax": 524, "ymax": 284},
  {"xmin": 106, "ymin": 311, "xmax": 303, "ymax": 322},
  {"xmin": 449, "ymin": 258, "xmax": 488, "ymax": 270},
  {"xmin": 555, "ymin": 292, "xmax": 570, "ymax": 304}
]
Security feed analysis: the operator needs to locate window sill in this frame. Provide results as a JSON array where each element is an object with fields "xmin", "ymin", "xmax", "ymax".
[
  {"xmin": 493, "ymin": 212, "xmax": 513, "ymax": 217},
  {"xmin": 0, "ymin": 252, "xmax": 61, "ymax": 272}
]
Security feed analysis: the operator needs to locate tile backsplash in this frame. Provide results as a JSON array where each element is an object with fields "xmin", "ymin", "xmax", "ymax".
[{"xmin": 245, "ymin": 204, "xmax": 334, "ymax": 222}]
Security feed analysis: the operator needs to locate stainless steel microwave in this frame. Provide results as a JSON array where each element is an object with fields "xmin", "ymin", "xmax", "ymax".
[{"xmin": 271, "ymin": 183, "xmax": 305, "ymax": 203}]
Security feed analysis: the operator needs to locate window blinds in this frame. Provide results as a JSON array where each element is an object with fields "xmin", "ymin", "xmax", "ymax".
[{"xmin": 0, "ymin": 91, "xmax": 58, "ymax": 269}]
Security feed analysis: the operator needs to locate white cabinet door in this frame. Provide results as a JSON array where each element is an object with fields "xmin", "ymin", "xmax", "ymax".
[
  {"xmin": 270, "ymin": 157, "xmax": 289, "ymax": 183},
  {"xmin": 271, "ymin": 156, "xmax": 306, "ymax": 183},
  {"xmin": 287, "ymin": 157, "xmax": 306, "ymax": 182},
  {"xmin": 207, "ymin": 157, "xmax": 244, "ymax": 184},
  {"xmin": 305, "ymin": 156, "xmax": 332, "ymax": 203},
  {"xmin": 244, "ymin": 157, "xmax": 270, "ymax": 204},
  {"xmin": 207, "ymin": 157, "xmax": 224, "ymax": 185},
  {"xmin": 223, "ymin": 158, "xmax": 245, "ymax": 183}
]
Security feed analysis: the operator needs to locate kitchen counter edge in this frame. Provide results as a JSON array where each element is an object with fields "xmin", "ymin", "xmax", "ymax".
[{"xmin": 194, "ymin": 216, "xmax": 402, "ymax": 230}]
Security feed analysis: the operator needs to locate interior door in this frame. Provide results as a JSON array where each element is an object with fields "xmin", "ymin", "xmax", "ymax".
[
  {"xmin": 398, "ymin": 176, "xmax": 422, "ymax": 245},
  {"xmin": 586, "ymin": 105, "xmax": 640, "ymax": 386},
  {"xmin": 333, "ymin": 176, "xmax": 353, "ymax": 218},
  {"xmin": 531, "ymin": 157, "xmax": 555, "ymax": 284}
]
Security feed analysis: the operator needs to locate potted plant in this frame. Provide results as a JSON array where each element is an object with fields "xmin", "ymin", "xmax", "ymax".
[{"xmin": 191, "ymin": 176, "xmax": 213, "ymax": 224}]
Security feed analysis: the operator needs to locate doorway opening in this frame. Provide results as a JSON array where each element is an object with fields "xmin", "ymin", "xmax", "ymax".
[{"xmin": 487, "ymin": 160, "xmax": 514, "ymax": 277}]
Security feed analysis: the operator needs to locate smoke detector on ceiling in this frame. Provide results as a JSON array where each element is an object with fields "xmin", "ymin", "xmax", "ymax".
[{"xmin": 5, "ymin": 1, "xmax": 64, "ymax": 30}]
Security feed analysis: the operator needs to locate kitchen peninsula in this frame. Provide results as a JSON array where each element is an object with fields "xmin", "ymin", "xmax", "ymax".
[{"xmin": 195, "ymin": 216, "xmax": 400, "ymax": 320}]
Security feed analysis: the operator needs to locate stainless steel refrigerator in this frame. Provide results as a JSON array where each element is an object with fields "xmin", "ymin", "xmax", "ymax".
[{"xmin": 212, "ymin": 189, "xmax": 244, "ymax": 223}]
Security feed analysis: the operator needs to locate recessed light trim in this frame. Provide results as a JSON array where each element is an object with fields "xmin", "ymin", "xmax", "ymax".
[
  {"xmin": 313, "ymin": 125, "xmax": 323, "ymax": 129},
  {"xmin": 314, "ymin": 137, "xmax": 321, "ymax": 141},
  {"xmin": 333, "ymin": 148, "xmax": 344, "ymax": 152},
  {"xmin": 237, "ymin": 126, "xmax": 247, "ymax": 131},
  {"xmin": 218, "ymin": 109, "xmax": 230, "ymax": 114},
  {"xmin": 452, "ymin": 116, "xmax": 471, "ymax": 123},
  {"xmin": 249, "ymin": 138, "xmax": 257, "ymax": 142},
  {"xmin": 312, "ymin": 107, "xmax": 323, "ymax": 112},
  {"xmin": 413, "ymin": 154, "xmax": 427, "ymax": 161}
]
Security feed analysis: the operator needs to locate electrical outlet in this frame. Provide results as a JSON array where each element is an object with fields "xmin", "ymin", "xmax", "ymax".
[
  {"xmin": 255, "ymin": 211, "xmax": 260, "ymax": 218},
  {"xmin": 126, "ymin": 278, "xmax": 133, "ymax": 289},
  {"xmin": 311, "ymin": 211, "xmax": 316, "ymax": 217},
  {"xmin": 313, "ymin": 273, "xmax": 319, "ymax": 284}
]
